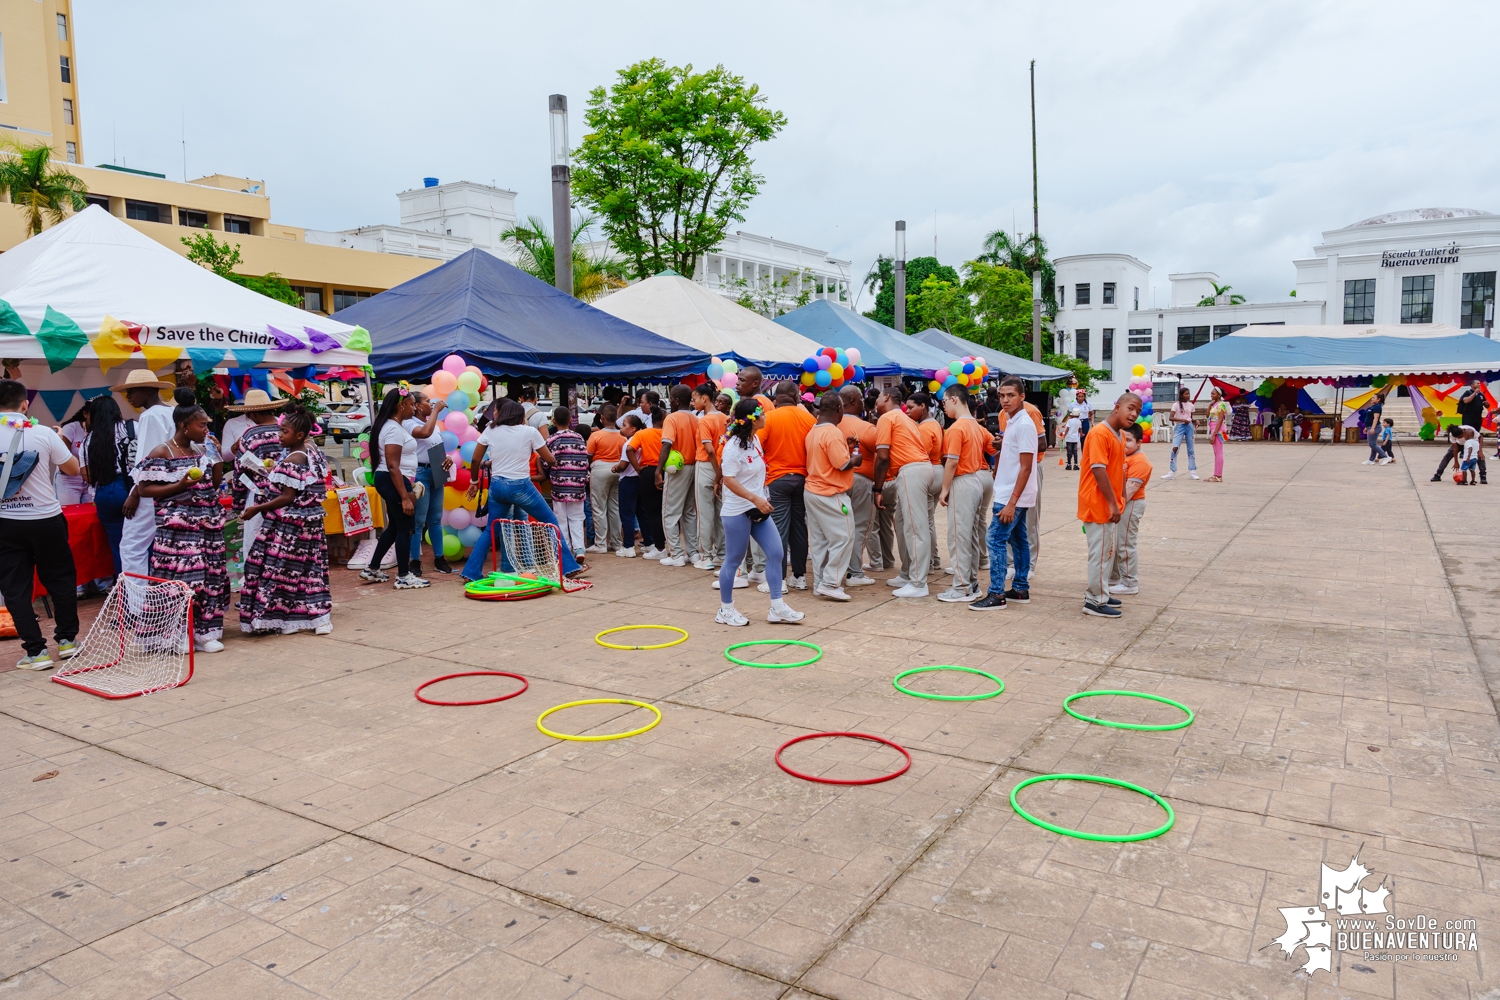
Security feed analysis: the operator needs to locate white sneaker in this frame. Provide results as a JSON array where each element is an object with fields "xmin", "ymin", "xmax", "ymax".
[
  {"xmin": 692, "ymin": 558, "xmax": 715, "ymax": 570},
  {"xmin": 1162, "ymin": 472, "xmax": 1176, "ymax": 481},
  {"xmin": 394, "ymin": 573, "xmax": 431, "ymax": 589},
  {"xmin": 314, "ymin": 623, "xmax": 333, "ymax": 635},
  {"xmin": 886, "ymin": 576, "xmax": 910, "ymax": 588},
  {"xmin": 615, "ymin": 547, "xmax": 637, "ymax": 558},
  {"xmin": 711, "ymin": 573, "xmax": 749, "ymax": 590},
  {"xmin": 787, "ymin": 575, "xmax": 808, "ymax": 591},
  {"xmin": 845, "ymin": 574, "xmax": 877, "ymax": 587},
  {"xmin": 1189, "ymin": 472, "xmax": 1200, "ymax": 480},
  {"xmin": 814, "ymin": 584, "xmax": 851, "ymax": 602},
  {"xmin": 936, "ymin": 586, "xmax": 974, "ymax": 603},
  {"xmin": 642, "ymin": 547, "xmax": 664, "ymax": 560},
  {"xmin": 1361, "ymin": 459, "xmax": 1375, "ymax": 465},
  {"xmin": 767, "ymin": 599, "xmax": 804, "ymax": 623},
  {"xmin": 756, "ymin": 581, "xmax": 771, "ymax": 593},
  {"xmin": 944, "ymin": 566, "xmax": 957, "ymax": 576},
  {"xmin": 1109, "ymin": 583, "xmax": 1139, "ymax": 595},
  {"xmin": 587, "ymin": 543, "xmax": 608, "ymax": 553},
  {"xmin": 1380, "ymin": 457, "xmax": 1392, "ymax": 465},
  {"xmin": 659, "ymin": 555, "xmax": 687, "ymax": 567},
  {"xmin": 892, "ymin": 583, "xmax": 930, "ymax": 599},
  {"xmin": 715, "ymin": 605, "xmax": 750, "ymax": 627},
  {"xmin": 195, "ymin": 638, "xmax": 225, "ymax": 653},
  {"xmin": 746, "ymin": 570, "xmax": 766, "ymax": 583}
]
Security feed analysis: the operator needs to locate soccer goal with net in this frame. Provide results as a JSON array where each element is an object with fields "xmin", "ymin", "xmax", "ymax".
[
  {"xmin": 463, "ymin": 518, "xmax": 591, "ymax": 600},
  {"xmin": 52, "ymin": 573, "xmax": 195, "ymax": 699}
]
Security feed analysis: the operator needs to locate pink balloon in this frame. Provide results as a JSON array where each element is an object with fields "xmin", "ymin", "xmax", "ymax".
[
  {"xmin": 447, "ymin": 507, "xmax": 471, "ymax": 530},
  {"xmin": 463, "ymin": 365, "xmax": 482, "ymax": 377},
  {"xmin": 471, "ymin": 511, "xmax": 488, "ymax": 529},
  {"xmin": 442, "ymin": 354, "xmax": 467, "ymax": 375},
  {"xmin": 846, "ymin": 347, "xmax": 861, "ymax": 365},
  {"xmin": 459, "ymin": 425, "xmax": 480, "ymax": 443},
  {"xmin": 443, "ymin": 411, "xmax": 469, "ymax": 433},
  {"xmin": 446, "ymin": 448, "xmax": 461, "ymax": 466},
  {"xmin": 721, "ymin": 372, "xmax": 738, "ymax": 389}
]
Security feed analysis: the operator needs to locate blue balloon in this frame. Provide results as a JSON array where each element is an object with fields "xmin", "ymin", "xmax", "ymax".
[
  {"xmin": 814, "ymin": 369, "xmax": 832, "ymax": 387},
  {"xmin": 834, "ymin": 349, "xmax": 849, "ymax": 368},
  {"xmin": 854, "ymin": 366, "xmax": 865, "ymax": 382},
  {"xmin": 707, "ymin": 363, "xmax": 724, "ymax": 381},
  {"xmin": 440, "ymin": 430, "xmax": 459, "ymax": 451},
  {"xmin": 458, "ymin": 524, "xmax": 483, "ymax": 548},
  {"xmin": 802, "ymin": 357, "xmax": 820, "ymax": 373},
  {"xmin": 445, "ymin": 390, "xmax": 469, "ymax": 413},
  {"xmin": 962, "ymin": 363, "xmax": 975, "ymax": 375},
  {"xmin": 459, "ymin": 441, "xmax": 477, "ymax": 461}
]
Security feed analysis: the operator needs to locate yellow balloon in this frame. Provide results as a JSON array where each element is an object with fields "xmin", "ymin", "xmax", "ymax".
[
  {"xmin": 928, "ymin": 380, "xmax": 941, "ymax": 392},
  {"xmin": 1131, "ymin": 364, "xmax": 1146, "ymax": 377},
  {"xmin": 800, "ymin": 371, "xmax": 816, "ymax": 385},
  {"xmin": 829, "ymin": 362, "xmax": 844, "ymax": 380}
]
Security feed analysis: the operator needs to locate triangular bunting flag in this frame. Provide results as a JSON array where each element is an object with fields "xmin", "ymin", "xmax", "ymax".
[
  {"xmin": 0, "ymin": 299, "xmax": 31, "ymax": 338},
  {"xmin": 232, "ymin": 348, "xmax": 266, "ymax": 368},
  {"xmin": 140, "ymin": 345, "xmax": 183, "ymax": 370},
  {"xmin": 37, "ymin": 390, "xmax": 78, "ymax": 421},
  {"xmin": 37, "ymin": 306, "xmax": 89, "ymax": 373},
  {"xmin": 79, "ymin": 386, "xmax": 111, "ymax": 401},
  {"xmin": 345, "ymin": 326, "xmax": 372, "ymax": 353},
  {"xmin": 186, "ymin": 347, "xmax": 228, "ymax": 371},
  {"xmin": 90, "ymin": 315, "xmax": 139, "ymax": 374}
]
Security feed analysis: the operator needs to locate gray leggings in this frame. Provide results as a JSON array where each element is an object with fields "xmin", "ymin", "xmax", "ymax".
[{"xmin": 720, "ymin": 512, "xmax": 784, "ymax": 603}]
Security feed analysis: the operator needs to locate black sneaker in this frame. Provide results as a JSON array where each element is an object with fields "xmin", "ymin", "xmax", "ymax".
[
  {"xmin": 411, "ymin": 561, "xmax": 424, "ymax": 577},
  {"xmin": 1106, "ymin": 596, "xmax": 1121, "ymax": 607},
  {"xmin": 1004, "ymin": 588, "xmax": 1030, "ymax": 604},
  {"xmin": 432, "ymin": 557, "xmax": 455, "ymax": 574},
  {"xmin": 968, "ymin": 593, "xmax": 1008, "ymax": 611},
  {"xmin": 1083, "ymin": 601, "xmax": 1122, "ymax": 617},
  {"xmin": 1430, "ymin": 475, "xmax": 1442, "ymax": 482}
]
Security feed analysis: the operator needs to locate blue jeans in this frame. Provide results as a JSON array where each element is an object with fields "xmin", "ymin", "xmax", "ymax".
[
  {"xmin": 410, "ymin": 465, "xmax": 444, "ymax": 562},
  {"xmin": 1170, "ymin": 422, "xmax": 1196, "ymax": 472},
  {"xmin": 618, "ymin": 475, "xmax": 639, "ymax": 548},
  {"xmin": 984, "ymin": 505, "xmax": 1030, "ymax": 595},
  {"xmin": 93, "ymin": 477, "xmax": 129, "ymax": 575},
  {"xmin": 461, "ymin": 476, "xmax": 581, "ymax": 580}
]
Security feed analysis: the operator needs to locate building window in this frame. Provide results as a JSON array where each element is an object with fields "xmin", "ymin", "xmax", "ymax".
[
  {"xmin": 1127, "ymin": 328, "xmax": 1153, "ymax": 352},
  {"xmin": 1460, "ymin": 271, "xmax": 1496, "ymax": 329},
  {"xmin": 1343, "ymin": 278, "xmax": 1375, "ymax": 324},
  {"xmin": 84, "ymin": 193, "xmax": 109, "ymax": 212},
  {"xmin": 333, "ymin": 289, "xmax": 373, "ymax": 312},
  {"xmin": 1400, "ymin": 274, "xmax": 1434, "ymax": 324},
  {"xmin": 62, "ymin": 99, "xmax": 73, "ymax": 125},
  {"xmin": 1074, "ymin": 283, "xmax": 1091, "ymax": 306},
  {"xmin": 223, "ymin": 215, "xmax": 252, "ymax": 234},
  {"xmin": 0, "ymin": 34, "xmax": 7, "ymax": 104},
  {"xmin": 1133, "ymin": 287, "xmax": 1139, "ymax": 310},
  {"xmin": 64, "ymin": 141, "xmax": 75, "ymax": 163},
  {"xmin": 124, "ymin": 200, "xmax": 161, "ymax": 223},
  {"xmin": 1212, "ymin": 324, "xmax": 1245, "ymax": 340},
  {"xmin": 1176, "ymin": 326, "xmax": 1210, "ymax": 351},
  {"xmin": 1102, "ymin": 282, "xmax": 1116, "ymax": 305},
  {"xmin": 291, "ymin": 286, "xmax": 324, "ymax": 313},
  {"xmin": 60, "ymin": 56, "xmax": 70, "ymax": 84},
  {"xmin": 1075, "ymin": 329, "xmax": 1090, "ymax": 363},
  {"xmin": 1101, "ymin": 329, "xmax": 1114, "ymax": 376},
  {"xmin": 1058, "ymin": 284, "xmax": 1065, "ymax": 308},
  {"xmin": 57, "ymin": 14, "xmax": 68, "ymax": 40},
  {"xmin": 178, "ymin": 209, "xmax": 208, "ymax": 229}
]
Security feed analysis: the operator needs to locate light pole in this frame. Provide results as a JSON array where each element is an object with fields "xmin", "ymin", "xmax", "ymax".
[
  {"xmin": 549, "ymin": 95, "xmax": 572, "ymax": 297},
  {"xmin": 1030, "ymin": 59, "xmax": 1041, "ymax": 364},
  {"xmin": 894, "ymin": 220, "xmax": 906, "ymax": 333}
]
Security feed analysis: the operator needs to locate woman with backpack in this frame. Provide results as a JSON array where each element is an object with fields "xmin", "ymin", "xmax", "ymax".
[{"xmin": 81, "ymin": 395, "xmax": 134, "ymax": 578}]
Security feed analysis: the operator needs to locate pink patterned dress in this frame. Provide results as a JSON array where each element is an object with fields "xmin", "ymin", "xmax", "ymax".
[
  {"xmin": 137, "ymin": 451, "xmax": 229, "ymax": 641},
  {"xmin": 240, "ymin": 449, "xmax": 332, "ymax": 634}
]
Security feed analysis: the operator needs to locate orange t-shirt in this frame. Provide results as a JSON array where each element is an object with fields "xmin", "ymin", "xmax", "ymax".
[
  {"xmin": 943, "ymin": 417, "xmax": 995, "ymax": 476},
  {"xmin": 1077, "ymin": 422, "xmax": 1125, "ymax": 523},
  {"xmin": 661, "ymin": 410, "xmax": 699, "ymax": 466},
  {"xmin": 875, "ymin": 408, "xmax": 928, "ymax": 479},
  {"xmin": 917, "ymin": 419, "xmax": 943, "ymax": 465},
  {"xmin": 998, "ymin": 402, "xmax": 1046, "ymax": 438},
  {"xmin": 585, "ymin": 428, "xmax": 624, "ymax": 463},
  {"xmin": 840, "ymin": 414, "xmax": 877, "ymax": 479},
  {"xmin": 1125, "ymin": 450, "xmax": 1152, "ymax": 500},
  {"xmin": 629, "ymin": 428, "xmax": 663, "ymax": 468},
  {"xmin": 761, "ymin": 403, "xmax": 816, "ymax": 484},
  {"xmin": 804, "ymin": 422, "xmax": 854, "ymax": 496},
  {"xmin": 753, "ymin": 393, "xmax": 774, "ymax": 414},
  {"xmin": 697, "ymin": 411, "xmax": 727, "ymax": 464}
]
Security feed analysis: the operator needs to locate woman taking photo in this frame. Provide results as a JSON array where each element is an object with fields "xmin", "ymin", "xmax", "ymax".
[
  {"xmin": 715, "ymin": 398, "xmax": 803, "ymax": 627},
  {"xmin": 81, "ymin": 395, "xmax": 134, "ymax": 578},
  {"xmin": 133, "ymin": 404, "xmax": 229, "ymax": 653},
  {"xmin": 1205, "ymin": 387, "xmax": 1230, "ymax": 482},
  {"xmin": 462, "ymin": 399, "xmax": 584, "ymax": 582},
  {"xmin": 364, "ymin": 385, "xmax": 428, "ymax": 588}
]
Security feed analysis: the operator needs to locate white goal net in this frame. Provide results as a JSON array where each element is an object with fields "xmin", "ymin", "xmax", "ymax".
[
  {"xmin": 492, "ymin": 518, "xmax": 591, "ymax": 593},
  {"xmin": 52, "ymin": 574, "xmax": 196, "ymax": 699}
]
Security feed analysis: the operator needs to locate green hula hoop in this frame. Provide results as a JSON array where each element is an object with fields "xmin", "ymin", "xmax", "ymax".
[
  {"xmin": 724, "ymin": 640, "xmax": 822, "ymax": 669},
  {"xmin": 892, "ymin": 665, "xmax": 1004, "ymax": 701},
  {"xmin": 1010, "ymin": 773, "xmax": 1175, "ymax": 842},
  {"xmin": 1063, "ymin": 690, "xmax": 1194, "ymax": 731}
]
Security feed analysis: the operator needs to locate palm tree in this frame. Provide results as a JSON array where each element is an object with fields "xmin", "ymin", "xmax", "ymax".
[
  {"xmin": 502, "ymin": 215, "xmax": 627, "ymax": 302},
  {"xmin": 976, "ymin": 228, "xmax": 1056, "ymax": 314},
  {"xmin": 1197, "ymin": 282, "xmax": 1246, "ymax": 307},
  {"xmin": 0, "ymin": 141, "xmax": 88, "ymax": 235}
]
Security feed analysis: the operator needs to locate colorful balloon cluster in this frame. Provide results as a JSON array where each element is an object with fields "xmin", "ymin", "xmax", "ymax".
[
  {"xmin": 926, "ymin": 355, "xmax": 989, "ymax": 394},
  {"xmin": 704, "ymin": 357, "xmax": 743, "ymax": 405},
  {"xmin": 1126, "ymin": 364, "xmax": 1154, "ymax": 442},
  {"xmin": 799, "ymin": 347, "xmax": 865, "ymax": 391}
]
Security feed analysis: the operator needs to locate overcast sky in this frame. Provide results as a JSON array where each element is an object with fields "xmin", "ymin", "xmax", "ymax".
[{"xmin": 75, "ymin": 0, "xmax": 1500, "ymax": 308}]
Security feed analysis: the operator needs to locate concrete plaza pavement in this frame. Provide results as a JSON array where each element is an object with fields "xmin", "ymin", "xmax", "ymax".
[{"xmin": 2, "ymin": 440, "xmax": 1498, "ymax": 999}]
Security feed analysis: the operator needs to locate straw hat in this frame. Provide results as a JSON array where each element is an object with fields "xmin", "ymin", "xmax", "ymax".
[
  {"xmin": 226, "ymin": 389, "xmax": 285, "ymax": 413},
  {"xmin": 110, "ymin": 368, "xmax": 175, "ymax": 393}
]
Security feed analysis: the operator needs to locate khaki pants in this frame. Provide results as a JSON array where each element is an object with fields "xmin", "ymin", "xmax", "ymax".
[
  {"xmin": 946, "ymin": 471, "xmax": 992, "ymax": 592},
  {"xmin": 1109, "ymin": 498, "xmax": 1144, "ymax": 589},
  {"xmin": 589, "ymin": 460, "xmax": 621, "ymax": 550},
  {"xmin": 694, "ymin": 461, "xmax": 724, "ymax": 564},
  {"xmin": 894, "ymin": 464, "xmax": 933, "ymax": 587},
  {"xmin": 805, "ymin": 490, "xmax": 854, "ymax": 590},
  {"xmin": 924, "ymin": 465, "xmax": 942, "ymax": 571},
  {"xmin": 847, "ymin": 473, "xmax": 874, "ymax": 578},
  {"xmin": 661, "ymin": 464, "xmax": 698, "ymax": 561},
  {"xmin": 869, "ymin": 481, "xmax": 897, "ymax": 570},
  {"xmin": 1084, "ymin": 520, "xmax": 1115, "ymax": 606},
  {"xmin": 1027, "ymin": 451, "xmax": 1042, "ymax": 573}
]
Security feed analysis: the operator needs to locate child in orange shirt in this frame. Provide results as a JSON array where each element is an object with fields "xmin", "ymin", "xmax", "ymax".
[
  {"xmin": 1078, "ymin": 393, "xmax": 1140, "ymax": 616},
  {"xmin": 1109, "ymin": 421, "xmax": 1151, "ymax": 596},
  {"xmin": 626, "ymin": 408, "xmax": 667, "ymax": 558}
]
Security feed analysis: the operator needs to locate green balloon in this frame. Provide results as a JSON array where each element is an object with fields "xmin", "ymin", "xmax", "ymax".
[{"xmin": 442, "ymin": 533, "xmax": 462, "ymax": 558}]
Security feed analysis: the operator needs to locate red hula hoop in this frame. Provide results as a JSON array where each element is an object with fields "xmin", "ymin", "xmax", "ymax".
[
  {"xmin": 415, "ymin": 671, "xmax": 528, "ymax": 706},
  {"xmin": 774, "ymin": 731, "xmax": 912, "ymax": 785}
]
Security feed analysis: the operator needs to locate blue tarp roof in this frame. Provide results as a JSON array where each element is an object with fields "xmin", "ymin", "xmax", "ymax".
[
  {"xmin": 773, "ymin": 301, "xmax": 959, "ymax": 377},
  {"xmin": 909, "ymin": 327, "xmax": 1070, "ymax": 381},
  {"xmin": 1153, "ymin": 326, "xmax": 1500, "ymax": 380},
  {"xmin": 334, "ymin": 249, "xmax": 710, "ymax": 381}
]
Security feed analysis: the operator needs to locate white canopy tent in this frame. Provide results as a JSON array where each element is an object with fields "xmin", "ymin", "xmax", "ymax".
[
  {"xmin": 592, "ymin": 274, "xmax": 822, "ymax": 375},
  {"xmin": 0, "ymin": 206, "xmax": 369, "ymax": 421}
]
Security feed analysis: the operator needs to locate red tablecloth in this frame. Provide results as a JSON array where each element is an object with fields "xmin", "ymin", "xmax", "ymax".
[{"xmin": 33, "ymin": 504, "xmax": 115, "ymax": 597}]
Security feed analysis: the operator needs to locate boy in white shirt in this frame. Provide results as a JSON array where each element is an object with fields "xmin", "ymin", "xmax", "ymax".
[
  {"xmin": 1062, "ymin": 414, "xmax": 1082, "ymax": 470},
  {"xmin": 1460, "ymin": 428, "xmax": 1481, "ymax": 485}
]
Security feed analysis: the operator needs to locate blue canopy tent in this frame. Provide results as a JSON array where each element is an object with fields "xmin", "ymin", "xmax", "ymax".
[
  {"xmin": 335, "ymin": 249, "xmax": 710, "ymax": 381},
  {"xmin": 773, "ymin": 300, "xmax": 958, "ymax": 377},
  {"xmin": 1151, "ymin": 325, "xmax": 1500, "ymax": 383},
  {"xmin": 909, "ymin": 327, "xmax": 1070, "ymax": 381}
]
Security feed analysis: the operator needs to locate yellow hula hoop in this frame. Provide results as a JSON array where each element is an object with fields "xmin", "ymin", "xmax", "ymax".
[
  {"xmin": 594, "ymin": 625, "xmax": 689, "ymax": 650},
  {"xmin": 536, "ymin": 699, "xmax": 662, "ymax": 741}
]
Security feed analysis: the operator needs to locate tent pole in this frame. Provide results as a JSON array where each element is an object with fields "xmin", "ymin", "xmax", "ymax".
[{"xmin": 363, "ymin": 371, "xmax": 375, "ymax": 421}]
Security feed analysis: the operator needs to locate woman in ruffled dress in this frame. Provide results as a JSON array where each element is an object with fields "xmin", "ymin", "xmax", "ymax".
[
  {"xmin": 133, "ymin": 404, "xmax": 229, "ymax": 653},
  {"xmin": 240, "ymin": 405, "xmax": 333, "ymax": 636}
]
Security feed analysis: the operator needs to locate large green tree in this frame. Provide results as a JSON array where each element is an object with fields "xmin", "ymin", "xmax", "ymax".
[
  {"xmin": 0, "ymin": 141, "xmax": 87, "ymax": 235},
  {"xmin": 181, "ymin": 230, "xmax": 301, "ymax": 307},
  {"xmin": 862, "ymin": 256, "xmax": 960, "ymax": 329},
  {"xmin": 975, "ymin": 229, "xmax": 1056, "ymax": 315},
  {"xmin": 572, "ymin": 59, "xmax": 787, "ymax": 279},
  {"xmin": 501, "ymin": 215, "xmax": 627, "ymax": 302}
]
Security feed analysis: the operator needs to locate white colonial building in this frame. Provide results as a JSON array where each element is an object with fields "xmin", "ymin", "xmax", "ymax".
[{"xmin": 1055, "ymin": 207, "xmax": 1500, "ymax": 405}]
